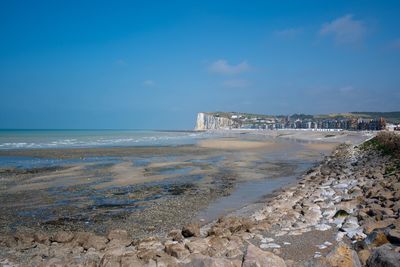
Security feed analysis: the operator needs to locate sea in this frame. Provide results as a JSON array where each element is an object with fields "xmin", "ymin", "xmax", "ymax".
[{"xmin": 0, "ymin": 129, "xmax": 216, "ymax": 150}]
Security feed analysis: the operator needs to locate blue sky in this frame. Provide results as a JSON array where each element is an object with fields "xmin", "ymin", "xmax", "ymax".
[{"xmin": 1, "ymin": 0, "xmax": 400, "ymax": 129}]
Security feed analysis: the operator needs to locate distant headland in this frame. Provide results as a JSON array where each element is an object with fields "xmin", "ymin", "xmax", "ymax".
[{"xmin": 195, "ymin": 111, "xmax": 400, "ymax": 131}]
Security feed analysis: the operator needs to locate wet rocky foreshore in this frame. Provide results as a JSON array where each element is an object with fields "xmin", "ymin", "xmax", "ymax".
[{"xmin": 1, "ymin": 133, "xmax": 400, "ymax": 266}]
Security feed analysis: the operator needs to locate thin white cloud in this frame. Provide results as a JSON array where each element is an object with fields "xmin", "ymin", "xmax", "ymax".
[
  {"xmin": 320, "ymin": 14, "xmax": 366, "ymax": 44},
  {"xmin": 222, "ymin": 79, "xmax": 251, "ymax": 88},
  {"xmin": 275, "ymin": 28, "xmax": 303, "ymax": 39},
  {"xmin": 142, "ymin": 80, "xmax": 155, "ymax": 87},
  {"xmin": 209, "ymin": 60, "xmax": 250, "ymax": 75}
]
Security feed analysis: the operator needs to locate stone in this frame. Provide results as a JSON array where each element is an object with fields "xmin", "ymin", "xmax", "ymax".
[
  {"xmin": 387, "ymin": 229, "xmax": 400, "ymax": 245},
  {"xmin": 107, "ymin": 229, "xmax": 129, "ymax": 241},
  {"xmin": 33, "ymin": 231, "xmax": 49, "ymax": 244},
  {"xmin": 207, "ymin": 237, "xmax": 229, "ymax": 257},
  {"xmin": 182, "ymin": 223, "xmax": 200, "ymax": 238},
  {"xmin": 51, "ymin": 231, "xmax": 74, "ymax": 243},
  {"xmin": 242, "ymin": 243, "xmax": 286, "ymax": 267},
  {"xmin": 164, "ymin": 242, "xmax": 190, "ymax": 259},
  {"xmin": 137, "ymin": 237, "xmax": 164, "ymax": 252},
  {"xmin": 185, "ymin": 238, "xmax": 209, "ymax": 254},
  {"xmin": 167, "ymin": 229, "xmax": 184, "ymax": 242},
  {"xmin": 367, "ymin": 244, "xmax": 400, "ymax": 267},
  {"xmin": 260, "ymin": 243, "xmax": 281, "ymax": 249},
  {"xmin": 315, "ymin": 224, "xmax": 332, "ymax": 231},
  {"xmin": 365, "ymin": 230, "xmax": 389, "ymax": 247},
  {"xmin": 363, "ymin": 218, "xmax": 396, "ymax": 234},
  {"xmin": 325, "ymin": 242, "xmax": 361, "ymax": 267},
  {"xmin": 208, "ymin": 226, "xmax": 232, "ymax": 238},
  {"xmin": 100, "ymin": 248, "xmax": 125, "ymax": 267},
  {"xmin": 84, "ymin": 234, "xmax": 108, "ymax": 250},
  {"xmin": 182, "ymin": 253, "xmax": 240, "ymax": 267},
  {"xmin": 357, "ymin": 249, "xmax": 371, "ymax": 266}
]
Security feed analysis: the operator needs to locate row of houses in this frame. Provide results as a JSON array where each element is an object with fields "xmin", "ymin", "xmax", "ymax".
[{"xmin": 230, "ymin": 115, "xmax": 387, "ymax": 131}]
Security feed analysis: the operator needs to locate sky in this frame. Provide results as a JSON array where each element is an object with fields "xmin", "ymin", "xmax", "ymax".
[{"xmin": 1, "ymin": 0, "xmax": 400, "ymax": 130}]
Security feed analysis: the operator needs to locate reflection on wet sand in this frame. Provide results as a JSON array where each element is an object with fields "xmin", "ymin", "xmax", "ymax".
[{"xmin": 0, "ymin": 132, "xmax": 368, "ymax": 239}]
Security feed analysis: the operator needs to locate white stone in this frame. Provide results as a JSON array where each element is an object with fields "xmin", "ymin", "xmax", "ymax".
[
  {"xmin": 315, "ymin": 224, "xmax": 332, "ymax": 231},
  {"xmin": 260, "ymin": 243, "xmax": 281, "ymax": 249}
]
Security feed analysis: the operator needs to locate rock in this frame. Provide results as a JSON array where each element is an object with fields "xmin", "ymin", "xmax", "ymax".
[
  {"xmin": 363, "ymin": 218, "xmax": 396, "ymax": 234},
  {"xmin": 164, "ymin": 242, "xmax": 190, "ymax": 259},
  {"xmin": 367, "ymin": 244, "xmax": 400, "ymax": 267},
  {"xmin": 100, "ymin": 248, "xmax": 125, "ymax": 267},
  {"xmin": 120, "ymin": 253, "xmax": 145, "ymax": 267},
  {"xmin": 0, "ymin": 234, "xmax": 17, "ymax": 247},
  {"xmin": 107, "ymin": 229, "xmax": 131, "ymax": 248},
  {"xmin": 182, "ymin": 253, "xmax": 240, "ymax": 267},
  {"xmin": 137, "ymin": 237, "xmax": 164, "ymax": 252},
  {"xmin": 84, "ymin": 234, "xmax": 108, "ymax": 250},
  {"xmin": 185, "ymin": 238, "xmax": 209, "ymax": 254},
  {"xmin": 260, "ymin": 243, "xmax": 281, "ymax": 249},
  {"xmin": 387, "ymin": 229, "xmax": 400, "ymax": 245},
  {"xmin": 108, "ymin": 229, "xmax": 129, "ymax": 241},
  {"xmin": 51, "ymin": 231, "xmax": 74, "ymax": 243},
  {"xmin": 365, "ymin": 230, "xmax": 389, "ymax": 247},
  {"xmin": 325, "ymin": 242, "xmax": 361, "ymax": 267},
  {"xmin": 182, "ymin": 223, "xmax": 200, "ymax": 238},
  {"xmin": 207, "ymin": 237, "xmax": 229, "ymax": 257},
  {"xmin": 14, "ymin": 232, "xmax": 34, "ymax": 249},
  {"xmin": 167, "ymin": 229, "xmax": 184, "ymax": 242},
  {"xmin": 207, "ymin": 226, "xmax": 232, "ymax": 238},
  {"xmin": 242, "ymin": 243, "xmax": 286, "ymax": 267},
  {"xmin": 33, "ymin": 231, "xmax": 49, "ymax": 244},
  {"xmin": 315, "ymin": 224, "xmax": 332, "ymax": 231},
  {"xmin": 357, "ymin": 249, "xmax": 371, "ymax": 266}
]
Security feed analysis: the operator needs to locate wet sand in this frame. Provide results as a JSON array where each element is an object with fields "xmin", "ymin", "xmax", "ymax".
[{"xmin": 0, "ymin": 131, "xmax": 371, "ymax": 240}]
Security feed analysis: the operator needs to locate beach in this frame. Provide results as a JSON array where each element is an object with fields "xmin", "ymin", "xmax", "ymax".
[{"xmin": 2, "ymin": 129, "xmax": 391, "ymax": 266}]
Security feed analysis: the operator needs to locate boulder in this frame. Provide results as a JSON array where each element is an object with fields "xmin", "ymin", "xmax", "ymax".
[
  {"xmin": 164, "ymin": 242, "xmax": 190, "ymax": 259},
  {"xmin": 242, "ymin": 243, "xmax": 286, "ymax": 267},
  {"xmin": 357, "ymin": 249, "xmax": 371, "ymax": 266},
  {"xmin": 207, "ymin": 237, "xmax": 229, "ymax": 257},
  {"xmin": 51, "ymin": 231, "xmax": 74, "ymax": 243},
  {"xmin": 33, "ymin": 231, "xmax": 49, "ymax": 244},
  {"xmin": 182, "ymin": 223, "xmax": 200, "ymax": 238},
  {"xmin": 363, "ymin": 218, "xmax": 396, "ymax": 234},
  {"xmin": 367, "ymin": 244, "xmax": 400, "ymax": 267},
  {"xmin": 107, "ymin": 229, "xmax": 131, "ymax": 247},
  {"xmin": 108, "ymin": 229, "xmax": 129, "ymax": 241},
  {"xmin": 167, "ymin": 229, "xmax": 184, "ymax": 242},
  {"xmin": 387, "ymin": 229, "xmax": 400, "ymax": 245},
  {"xmin": 83, "ymin": 234, "xmax": 108, "ymax": 251},
  {"xmin": 185, "ymin": 238, "xmax": 209, "ymax": 254},
  {"xmin": 182, "ymin": 253, "xmax": 241, "ymax": 267},
  {"xmin": 100, "ymin": 248, "xmax": 125, "ymax": 267},
  {"xmin": 325, "ymin": 242, "xmax": 361, "ymax": 267},
  {"xmin": 365, "ymin": 230, "xmax": 389, "ymax": 247}
]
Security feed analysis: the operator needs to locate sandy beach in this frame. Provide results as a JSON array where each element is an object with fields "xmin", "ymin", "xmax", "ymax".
[{"xmin": 1, "ymin": 130, "xmax": 388, "ymax": 266}]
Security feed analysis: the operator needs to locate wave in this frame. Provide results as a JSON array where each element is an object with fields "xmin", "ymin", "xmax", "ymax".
[{"xmin": 0, "ymin": 131, "xmax": 218, "ymax": 150}]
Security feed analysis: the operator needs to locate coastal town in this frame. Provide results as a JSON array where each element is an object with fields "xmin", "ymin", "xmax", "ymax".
[{"xmin": 195, "ymin": 112, "xmax": 400, "ymax": 131}]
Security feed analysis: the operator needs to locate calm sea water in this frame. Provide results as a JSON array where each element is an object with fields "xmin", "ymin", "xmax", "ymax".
[{"xmin": 0, "ymin": 129, "xmax": 214, "ymax": 150}]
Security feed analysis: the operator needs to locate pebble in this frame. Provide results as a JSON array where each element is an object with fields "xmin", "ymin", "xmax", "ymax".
[
  {"xmin": 315, "ymin": 224, "xmax": 332, "ymax": 231},
  {"xmin": 260, "ymin": 243, "xmax": 281, "ymax": 249}
]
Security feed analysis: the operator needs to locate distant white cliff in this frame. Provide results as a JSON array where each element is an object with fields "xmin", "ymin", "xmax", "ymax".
[{"xmin": 195, "ymin": 112, "xmax": 236, "ymax": 130}]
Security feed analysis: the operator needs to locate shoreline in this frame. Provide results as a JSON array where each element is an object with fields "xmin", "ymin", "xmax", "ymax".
[{"xmin": 2, "ymin": 131, "xmax": 396, "ymax": 266}]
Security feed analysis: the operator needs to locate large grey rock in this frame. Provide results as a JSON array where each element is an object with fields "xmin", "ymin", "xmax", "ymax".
[{"xmin": 367, "ymin": 244, "xmax": 400, "ymax": 267}]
